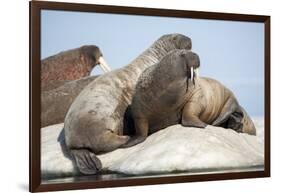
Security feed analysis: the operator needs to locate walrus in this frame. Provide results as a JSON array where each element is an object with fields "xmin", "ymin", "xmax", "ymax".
[
  {"xmin": 64, "ymin": 34, "xmax": 192, "ymax": 175},
  {"xmin": 124, "ymin": 49, "xmax": 256, "ymax": 147},
  {"xmin": 41, "ymin": 45, "xmax": 110, "ymax": 91},
  {"xmin": 41, "ymin": 75, "xmax": 99, "ymax": 127}
]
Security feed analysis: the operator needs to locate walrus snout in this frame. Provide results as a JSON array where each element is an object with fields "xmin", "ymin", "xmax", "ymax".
[
  {"xmin": 185, "ymin": 52, "xmax": 200, "ymax": 68},
  {"xmin": 181, "ymin": 51, "xmax": 200, "ymax": 82},
  {"xmin": 80, "ymin": 45, "xmax": 111, "ymax": 72},
  {"xmin": 80, "ymin": 45, "xmax": 101, "ymax": 64}
]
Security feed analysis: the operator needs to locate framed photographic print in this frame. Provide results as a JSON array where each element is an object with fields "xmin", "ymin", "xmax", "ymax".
[{"xmin": 30, "ymin": 0, "xmax": 270, "ymax": 192}]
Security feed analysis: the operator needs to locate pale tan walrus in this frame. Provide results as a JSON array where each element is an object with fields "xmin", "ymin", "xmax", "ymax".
[
  {"xmin": 124, "ymin": 49, "xmax": 256, "ymax": 147},
  {"xmin": 64, "ymin": 34, "xmax": 192, "ymax": 174}
]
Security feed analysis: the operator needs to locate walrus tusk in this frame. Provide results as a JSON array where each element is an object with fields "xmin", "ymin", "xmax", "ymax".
[
  {"xmin": 190, "ymin": 67, "xmax": 194, "ymax": 82},
  {"xmin": 99, "ymin": 63, "xmax": 108, "ymax": 73},
  {"xmin": 194, "ymin": 68, "xmax": 199, "ymax": 78},
  {"xmin": 99, "ymin": 56, "xmax": 111, "ymax": 73}
]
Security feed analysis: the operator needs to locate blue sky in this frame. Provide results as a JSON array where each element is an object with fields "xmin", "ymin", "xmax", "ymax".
[{"xmin": 41, "ymin": 10, "xmax": 264, "ymax": 117}]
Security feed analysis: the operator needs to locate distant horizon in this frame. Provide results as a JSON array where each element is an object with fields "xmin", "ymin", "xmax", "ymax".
[{"xmin": 41, "ymin": 10, "xmax": 264, "ymax": 117}]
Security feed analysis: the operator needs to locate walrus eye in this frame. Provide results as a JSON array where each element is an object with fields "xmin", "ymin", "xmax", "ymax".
[{"xmin": 107, "ymin": 129, "xmax": 114, "ymax": 133}]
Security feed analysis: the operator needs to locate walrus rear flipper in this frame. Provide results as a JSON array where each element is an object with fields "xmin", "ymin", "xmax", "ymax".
[
  {"xmin": 212, "ymin": 97, "xmax": 240, "ymax": 126},
  {"xmin": 225, "ymin": 112, "xmax": 244, "ymax": 132},
  {"xmin": 71, "ymin": 149, "xmax": 102, "ymax": 175}
]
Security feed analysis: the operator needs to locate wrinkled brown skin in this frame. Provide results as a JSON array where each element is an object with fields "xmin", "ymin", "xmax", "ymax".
[
  {"xmin": 41, "ymin": 45, "xmax": 103, "ymax": 91},
  {"xmin": 125, "ymin": 50, "xmax": 256, "ymax": 147},
  {"xmin": 64, "ymin": 34, "xmax": 192, "ymax": 175},
  {"xmin": 41, "ymin": 75, "xmax": 98, "ymax": 127},
  {"xmin": 42, "ymin": 80, "xmax": 76, "ymax": 92}
]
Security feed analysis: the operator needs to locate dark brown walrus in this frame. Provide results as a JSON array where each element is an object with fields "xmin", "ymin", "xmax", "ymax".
[
  {"xmin": 124, "ymin": 49, "xmax": 256, "ymax": 147},
  {"xmin": 41, "ymin": 45, "xmax": 110, "ymax": 91},
  {"xmin": 64, "ymin": 34, "xmax": 192, "ymax": 175},
  {"xmin": 41, "ymin": 75, "xmax": 98, "ymax": 127}
]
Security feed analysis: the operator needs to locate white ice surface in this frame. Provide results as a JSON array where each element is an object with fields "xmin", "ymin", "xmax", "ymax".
[{"xmin": 41, "ymin": 119, "xmax": 264, "ymax": 178}]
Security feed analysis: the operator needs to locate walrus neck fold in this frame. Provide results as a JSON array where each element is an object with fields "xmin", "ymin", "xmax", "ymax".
[
  {"xmin": 128, "ymin": 35, "xmax": 192, "ymax": 72},
  {"xmin": 128, "ymin": 40, "xmax": 178, "ymax": 71},
  {"xmin": 186, "ymin": 78, "xmax": 201, "ymax": 97}
]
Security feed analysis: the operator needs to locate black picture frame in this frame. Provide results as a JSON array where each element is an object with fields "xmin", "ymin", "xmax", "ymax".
[{"xmin": 30, "ymin": 1, "xmax": 270, "ymax": 192}]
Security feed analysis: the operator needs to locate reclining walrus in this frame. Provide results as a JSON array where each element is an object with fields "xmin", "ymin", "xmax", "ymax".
[
  {"xmin": 41, "ymin": 45, "xmax": 110, "ymax": 126},
  {"xmin": 124, "ymin": 49, "xmax": 256, "ymax": 147},
  {"xmin": 41, "ymin": 75, "xmax": 98, "ymax": 127},
  {"xmin": 64, "ymin": 34, "xmax": 193, "ymax": 175}
]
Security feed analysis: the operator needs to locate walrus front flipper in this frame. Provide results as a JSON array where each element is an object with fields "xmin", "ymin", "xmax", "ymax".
[
  {"xmin": 181, "ymin": 115, "xmax": 207, "ymax": 128},
  {"xmin": 121, "ymin": 136, "xmax": 146, "ymax": 148},
  {"xmin": 181, "ymin": 102, "xmax": 207, "ymax": 128},
  {"xmin": 212, "ymin": 97, "xmax": 240, "ymax": 126},
  {"xmin": 71, "ymin": 149, "xmax": 102, "ymax": 175},
  {"xmin": 121, "ymin": 118, "xmax": 148, "ymax": 148}
]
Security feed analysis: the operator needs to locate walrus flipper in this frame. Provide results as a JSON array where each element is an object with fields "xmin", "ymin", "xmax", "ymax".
[
  {"xmin": 225, "ymin": 112, "xmax": 244, "ymax": 132},
  {"xmin": 121, "ymin": 136, "xmax": 146, "ymax": 148},
  {"xmin": 181, "ymin": 115, "xmax": 207, "ymax": 128},
  {"xmin": 181, "ymin": 102, "xmax": 208, "ymax": 128},
  {"xmin": 121, "ymin": 118, "xmax": 148, "ymax": 148},
  {"xmin": 212, "ymin": 97, "xmax": 240, "ymax": 126},
  {"xmin": 71, "ymin": 149, "xmax": 102, "ymax": 175}
]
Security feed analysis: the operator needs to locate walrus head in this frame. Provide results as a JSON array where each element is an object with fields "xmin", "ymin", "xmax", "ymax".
[
  {"xmin": 178, "ymin": 50, "xmax": 200, "ymax": 83},
  {"xmin": 157, "ymin": 33, "xmax": 192, "ymax": 52},
  {"xmin": 80, "ymin": 45, "xmax": 111, "ymax": 73}
]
